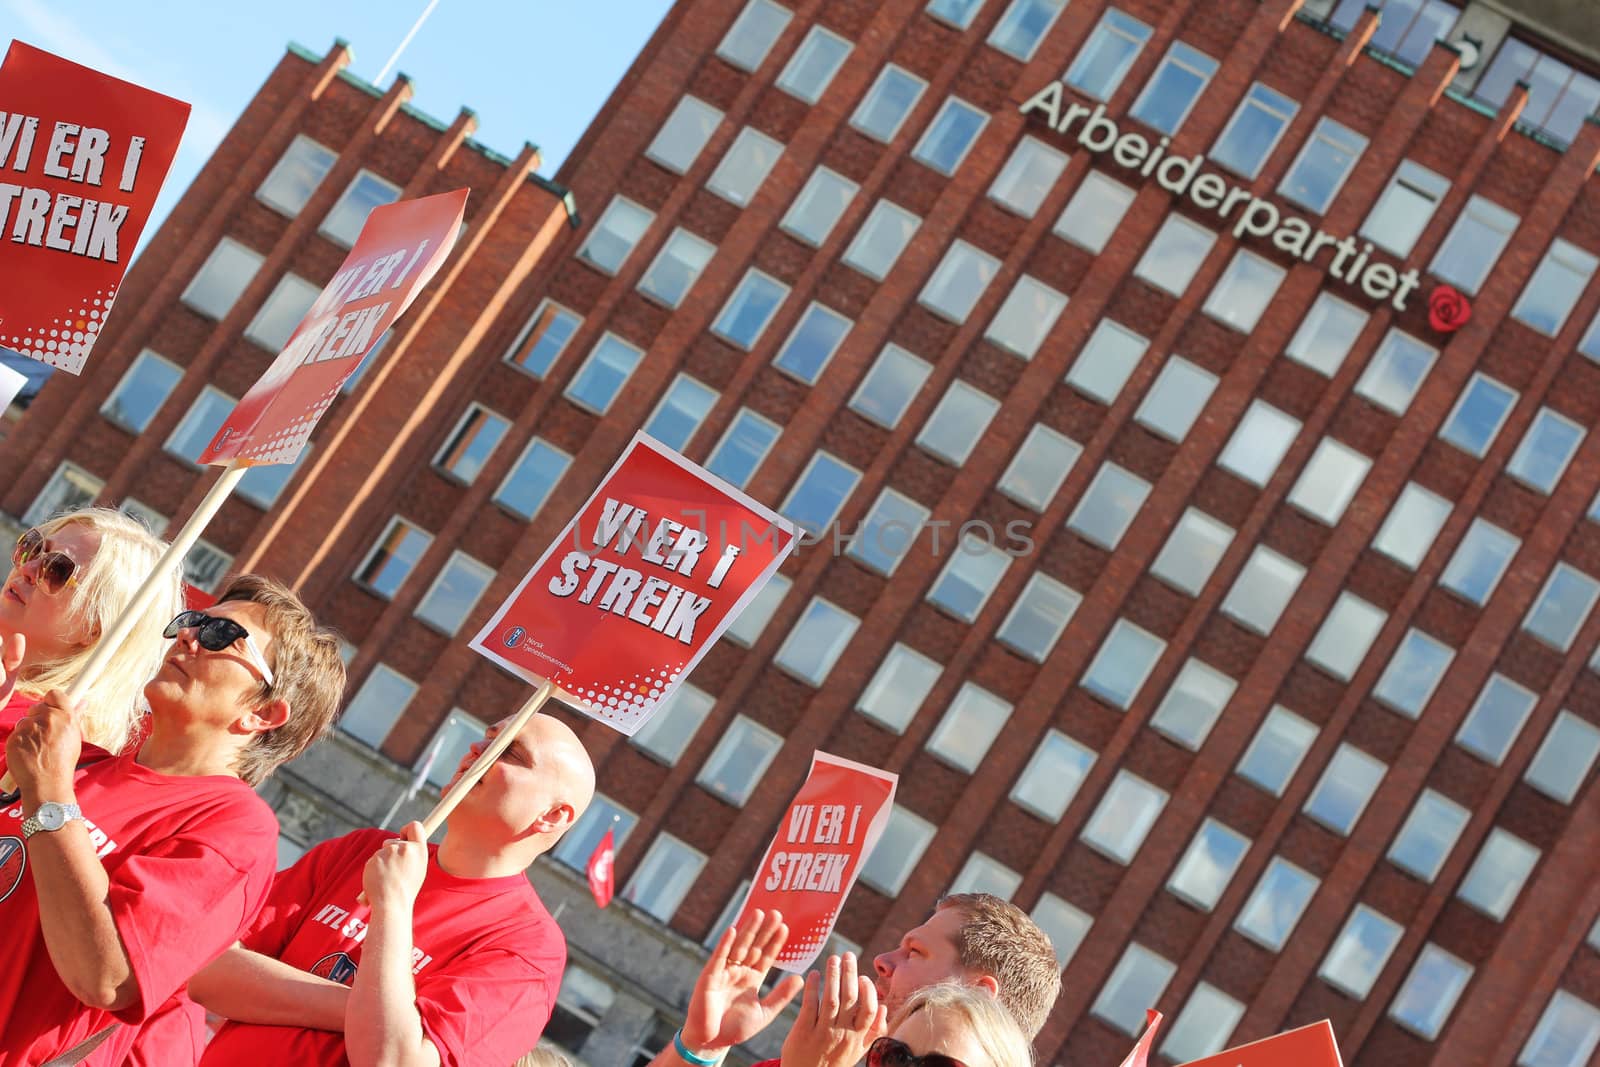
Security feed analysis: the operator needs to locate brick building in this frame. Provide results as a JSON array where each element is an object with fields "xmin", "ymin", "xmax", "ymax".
[{"xmin": 6, "ymin": 0, "xmax": 1600, "ymax": 1063}]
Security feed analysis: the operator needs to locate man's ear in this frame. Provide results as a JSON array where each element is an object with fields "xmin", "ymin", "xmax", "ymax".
[
  {"xmin": 532, "ymin": 802, "xmax": 576, "ymax": 835},
  {"xmin": 972, "ymin": 974, "xmax": 1000, "ymax": 998},
  {"xmin": 241, "ymin": 698, "xmax": 291, "ymax": 735}
]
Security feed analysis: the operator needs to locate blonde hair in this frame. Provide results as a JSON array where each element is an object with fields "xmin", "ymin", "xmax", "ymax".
[
  {"xmin": 512, "ymin": 1047, "xmax": 575, "ymax": 1067},
  {"xmin": 17, "ymin": 508, "xmax": 184, "ymax": 755},
  {"xmin": 898, "ymin": 982, "xmax": 1033, "ymax": 1067}
]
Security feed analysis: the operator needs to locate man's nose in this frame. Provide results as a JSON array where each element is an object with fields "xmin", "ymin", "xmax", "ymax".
[{"xmin": 873, "ymin": 952, "xmax": 893, "ymax": 978}]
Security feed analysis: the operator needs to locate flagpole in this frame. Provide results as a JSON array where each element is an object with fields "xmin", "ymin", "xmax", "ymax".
[{"xmin": 419, "ymin": 676, "xmax": 556, "ymax": 838}]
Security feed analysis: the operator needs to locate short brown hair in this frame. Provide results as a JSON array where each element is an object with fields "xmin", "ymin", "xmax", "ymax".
[
  {"xmin": 938, "ymin": 893, "xmax": 1061, "ymax": 1038},
  {"xmin": 218, "ymin": 574, "xmax": 346, "ymax": 785}
]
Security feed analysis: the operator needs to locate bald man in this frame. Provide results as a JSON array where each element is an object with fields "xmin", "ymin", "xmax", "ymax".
[{"xmin": 185, "ymin": 712, "xmax": 595, "ymax": 1067}]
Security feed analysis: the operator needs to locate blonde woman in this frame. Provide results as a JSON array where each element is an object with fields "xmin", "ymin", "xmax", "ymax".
[
  {"xmin": 0, "ymin": 507, "xmax": 185, "ymax": 758},
  {"xmin": 867, "ymin": 982, "xmax": 1033, "ymax": 1067},
  {"xmin": 514, "ymin": 1047, "xmax": 576, "ymax": 1067}
]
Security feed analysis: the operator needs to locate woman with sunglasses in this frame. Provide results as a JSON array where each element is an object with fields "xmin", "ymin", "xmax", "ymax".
[
  {"xmin": 866, "ymin": 982, "xmax": 1033, "ymax": 1067},
  {"xmin": 0, "ymin": 508, "xmax": 185, "ymax": 758}
]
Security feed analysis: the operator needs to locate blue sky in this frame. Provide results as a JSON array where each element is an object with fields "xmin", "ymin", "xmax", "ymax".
[{"xmin": 2, "ymin": 0, "xmax": 675, "ymax": 257}]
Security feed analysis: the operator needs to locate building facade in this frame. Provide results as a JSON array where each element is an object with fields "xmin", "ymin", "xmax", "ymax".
[{"xmin": 6, "ymin": 0, "xmax": 1600, "ymax": 1063}]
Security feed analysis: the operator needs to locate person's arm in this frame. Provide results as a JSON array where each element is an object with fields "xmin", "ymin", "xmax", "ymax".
[
  {"xmin": 345, "ymin": 822, "xmax": 441, "ymax": 1067},
  {"xmin": 188, "ymin": 943, "xmax": 350, "ymax": 1029}
]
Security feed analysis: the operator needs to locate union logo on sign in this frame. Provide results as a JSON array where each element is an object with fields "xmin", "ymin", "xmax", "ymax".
[
  {"xmin": 0, "ymin": 836, "xmax": 26, "ymax": 903},
  {"xmin": 310, "ymin": 951, "xmax": 359, "ymax": 986},
  {"xmin": 504, "ymin": 626, "xmax": 526, "ymax": 648}
]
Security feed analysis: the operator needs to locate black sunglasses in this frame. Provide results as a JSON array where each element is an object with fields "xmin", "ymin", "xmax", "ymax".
[
  {"xmin": 164, "ymin": 610, "xmax": 275, "ymax": 684},
  {"xmin": 867, "ymin": 1037, "xmax": 969, "ymax": 1067}
]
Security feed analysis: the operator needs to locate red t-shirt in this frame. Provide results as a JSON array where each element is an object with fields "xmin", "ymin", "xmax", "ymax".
[
  {"xmin": 199, "ymin": 827, "xmax": 565, "ymax": 1067},
  {"xmin": 0, "ymin": 690, "xmax": 137, "ymax": 772},
  {"xmin": 0, "ymin": 752, "xmax": 278, "ymax": 1066}
]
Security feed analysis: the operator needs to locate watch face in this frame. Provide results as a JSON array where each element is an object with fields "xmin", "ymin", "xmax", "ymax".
[{"xmin": 37, "ymin": 804, "xmax": 66, "ymax": 831}]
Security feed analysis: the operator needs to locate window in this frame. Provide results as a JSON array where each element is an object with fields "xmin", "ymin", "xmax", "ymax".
[
  {"xmin": 1525, "ymin": 711, "xmax": 1600, "ymax": 804},
  {"xmin": 1458, "ymin": 828, "xmax": 1539, "ymax": 921},
  {"xmin": 180, "ymin": 237, "xmax": 263, "ymax": 319},
  {"xmin": 1212, "ymin": 82, "xmax": 1298, "ymax": 179},
  {"xmin": 989, "ymin": 0, "xmax": 1065, "ymax": 59},
  {"xmin": 1287, "ymin": 292, "xmax": 1368, "ymax": 377},
  {"xmin": 1235, "ymin": 857, "xmax": 1319, "ymax": 950},
  {"xmin": 1055, "ymin": 171, "xmax": 1136, "ymax": 253},
  {"xmin": 119, "ymin": 499, "xmax": 165, "ymax": 538},
  {"xmin": 1509, "ymin": 408, "xmax": 1585, "ymax": 493},
  {"xmin": 1222, "ymin": 545, "xmax": 1305, "ymax": 635},
  {"xmin": 1519, "ymin": 990, "xmax": 1600, "ymax": 1067},
  {"xmin": 912, "ymin": 97, "xmax": 988, "ymax": 176},
  {"xmin": 920, "ymin": 240, "xmax": 999, "ymax": 322},
  {"xmin": 926, "ymin": 683, "xmax": 1012, "ymax": 772},
  {"xmin": 239, "ymin": 455, "xmax": 303, "ymax": 509},
  {"xmin": 1289, "ymin": 439, "xmax": 1372, "ymax": 526},
  {"xmin": 716, "ymin": 0, "xmax": 791, "ymax": 71},
  {"xmin": 702, "ymin": 882, "xmax": 753, "ymax": 949},
  {"xmin": 1279, "ymin": 118, "xmax": 1367, "ymax": 214},
  {"xmin": 646, "ymin": 96, "xmax": 724, "ymax": 174},
  {"xmin": 949, "ymin": 852, "xmax": 1021, "ymax": 898},
  {"xmin": 725, "ymin": 572, "xmax": 789, "ymax": 646},
  {"xmin": 708, "ymin": 127, "xmax": 784, "ymax": 206},
  {"xmin": 355, "ymin": 517, "xmax": 432, "ymax": 599},
  {"xmin": 256, "ymin": 134, "xmax": 335, "ymax": 217},
  {"xmin": 1151, "ymin": 658, "xmax": 1237, "ymax": 750},
  {"xmin": 553, "ymin": 794, "xmax": 637, "ymax": 869},
  {"xmin": 1332, "ymin": 0, "xmax": 1459, "ymax": 66},
  {"xmin": 183, "ymin": 539, "xmax": 233, "ymax": 594},
  {"xmin": 706, "ymin": 408, "xmax": 781, "ymax": 488},
  {"xmin": 999, "ymin": 425, "xmax": 1081, "ymax": 510},
  {"xmin": 861, "ymin": 805, "xmax": 937, "ymax": 894},
  {"xmin": 505, "ymin": 300, "xmax": 580, "ymax": 378},
  {"xmin": 1304, "ymin": 743, "xmax": 1386, "ymax": 835},
  {"xmin": 1065, "ymin": 320, "xmax": 1148, "ymax": 404},
  {"xmin": 1478, "ymin": 35, "xmax": 1600, "ymax": 145},
  {"xmin": 849, "ymin": 489, "xmax": 930, "ymax": 575},
  {"xmin": 1440, "ymin": 518, "xmax": 1520, "ymax": 607},
  {"xmin": 1134, "ymin": 215, "xmax": 1216, "ymax": 297},
  {"xmin": 1032, "ymin": 894, "xmax": 1093, "ymax": 966},
  {"xmin": 697, "ymin": 715, "xmax": 782, "ymax": 805},
  {"xmin": 926, "ymin": 0, "xmax": 983, "ymax": 28},
  {"xmin": 622, "ymin": 833, "xmax": 705, "ymax": 922},
  {"xmin": 578, "ymin": 197, "xmax": 655, "ymax": 274},
  {"xmin": 782, "ymin": 168, "xmax": 858, "ymax": 246},
  {"xmin": 1360, "ymin": 160, "xmax": 1449, "ymax": 257},
  {"xmin": 1011, "ymin": 729, "xmax": 1094, "ymax": 820},
  {"xmin": 1136, "ymin": 356, "xmax": 1216, "ymax": 443},
  {"xmin": 1319, "ymin": 905, "xmax": 1402, "ymax": 999},
  {"xmin": 1161, "ymin": 984, "xmax": 1243, "ymax": 1062},
  {"xmin": 632, "ymin": 683, "xmax": 715, "ymax": 764},
  {"xmin": 1388, "ymin": 788, "xmax": 1469, "ymax": 882},
  {"xmin": 777, "ymin": 25, "xmax": 851, "ymax": 103},
  {"xmin": 1151, "ymin": 508, "xmax": 1234, "ymax": 596},
  {"xmin": 1065, "ymin": 8, "xmax": 1152, "ymax": 100},
  {"xmin": 917, "ymin": 380, "xmax": 998, "ymax": 464},
  {"xmin": 101, "ymin": 350, "xmax": 180, "ymax": 433},
  {"xmin": 1373, "ymin": 482, "xmax": 1452, "ymax": 570},
  {"xmin": 1373, "ymin": 627, "xmax": 1454, "ymax": 717},
  {"xmin": 1390, "ymin": 945, "xmax": 1473, "ymax": 1041},
  {"xmin": 1237, "ymin": 706, "xmax": 1317, "ymax": 796},
  {"xmin": 851, "ymin": 344, "xmax": 930, "ymax": 428},
  {"xmin": 1524, "ymin": 563, "xmax": 1600, "ymax": 652},
  {"xmin": 494, "ymin": 439, "xmax": 570, "ymax": 519},
  {"xmin": 1067, "ymin": 463, "xmax": 1150, "ymax": 550},
  {"xmin": 245, "ymin": 273, "xmax": 320, "ymax": 352},
  {"xmin": 1083, "ymin": 770, "xmax": 1167, "ymax": 864},
  {"xmin": 774, "ymin": 597, "xmax": 859, "ymax": 685},
  {"xmin": 1092, "ymin": 944, "xmax": 1175, "ymax": 1036},
  {"xmin": 1456, "ymin": 672, "xmax": 1536, "ymax": 765},
  {"xmin": 1167, "ymin": 818, "xmax": 1249, "ymax": 910},
  {"xmin": 565, "ymin": 333, "xmax": 643, "ymax": 414},
  {"xmin": 1081, "ymin": 619, "xmax": 1166, "ymax": 710},
  {"xmin": 1204, "ymin": 250, "xmax": 1285, "ymax": 332},
  {"xmin": 984, "ymin": 275, "xmax": 1067, "ymax": 359},
  {"xmin": 1357, "ymin": 328, "xmax": 1438, "ymax": 415},
  {"xmin": 852, "ymin": 65, "xmax": 927, "ymax": 143},
  {"xmin": 422, "ymin": 710, "xmax": 486, "ymax": 788},
  {"xmin": 773, "ymin": 302, "xmax": 852, "ymax": 384},
  {"xmin": 435, "ymin": 404, "xmax": 509, "ymax": 484},
  {"xmin": 1513, "ymin": 239, "xmax": 1598, "ymax": 336},
  {"xmin": 997, "ymin": 573, "xmax": 1080, "ymax": 662},
  {"xmin": 639, "ymin": 228, "xmax": 716, "ymax": 308},
  {"xmin": 644, "ymin": 374, "xmax": 718, "ymax": 451},
  {"xmin": 988, "ymin": 137, "xmax": 1068, "ymax": 218},
  {"xmin": 927, "ymin": 535, "xmax": 1011, "ymax": 622},
  {"xmin": 1440, "ymin": 373, "xmax": 1518, "ymax": 457},
  {"xmin": 545, "ymin": 963, "xmax": 615, "ymax": 1054},
  {"xmin": 1431, "ymin": 195, "xmax": 1519, "ymax": 294},
  {"xmin": 1306, "ymin": 592, "xmax": 1385, "ymax": 681},
  {"xmin": 164, "ymin": 386, "xmax": 234, "ymax": 466},
  {"xmin": 414, "ymin": 551, "xmax": 494, "ymax": 635},
  {"xmin": 628, "ymin": 1017, "xmax": 681, "ymax": 1067},
  {"xmin": 317, "ymin": 170, "xmax": 401, "ymax": 248},
  {"xmin": 713, "ymin": 269, "xmax": 789, "ymax": 348},
  {"xmin": 843, "ymin": 200, "xmax": 921, "ymax": 280},
  {"xmin": 858, "ymin": 643, "xmax": 942, "ymax": 732},
  {"xmin": 1130, "ymin": 41, "xmax": 1218, "ymax": 135},
  {"xmin": 781, "ymin": 452, "xmax": 859, "ymax": 534},
  {"xmin": 340, "ymin": 664, "xmax": 416, "ymax": 747}
]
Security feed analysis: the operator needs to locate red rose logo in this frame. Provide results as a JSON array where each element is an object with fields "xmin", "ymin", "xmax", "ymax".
[{"xmin": 1428, "ymin": 284, "xmax": 1472, "ymax": 333}]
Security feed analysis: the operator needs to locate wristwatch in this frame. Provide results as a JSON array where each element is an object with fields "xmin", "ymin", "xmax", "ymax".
[{"xmin": 21, "ymin": 801, "xmax": 84, "ymax": 839}]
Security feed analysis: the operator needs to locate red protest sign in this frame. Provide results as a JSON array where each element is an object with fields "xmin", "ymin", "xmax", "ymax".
[
  {"xmin": 0, "ymin": 41, "xmax": 189, "ymax": 373},
  {"xmin": 199, "ymin": 188, "xmax": 466, "ymax": 467},
  {"xmin": 471, "ymin": 432, "xmax": 798, "ymax": 734},
  {"xmin": 1118, "ymin": 1011, "xmax": 1162, "ymax": 1067},
  {"xmin": 736, "ymin": 752, "xmax": 897, "ymax": 973},
  {"xmin": 1177, "ymin": 1020, "xmax": 1343, "ymax": 1067}
]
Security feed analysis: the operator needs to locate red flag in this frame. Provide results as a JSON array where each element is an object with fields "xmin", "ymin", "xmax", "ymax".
[{"xmin": 586, "ymin": 828, "xmax": 615, "ymax": 908}]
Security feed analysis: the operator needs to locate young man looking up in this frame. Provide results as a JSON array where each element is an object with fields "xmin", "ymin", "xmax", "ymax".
[{"xmin": 190, "ymin": 711, "xmax": 596, "ymax": 1067}]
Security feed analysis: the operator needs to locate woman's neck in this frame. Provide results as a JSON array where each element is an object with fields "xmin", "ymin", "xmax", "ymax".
[{"xmin": 136, "ymin": 718, "xmax": 244, "ymax": 779}]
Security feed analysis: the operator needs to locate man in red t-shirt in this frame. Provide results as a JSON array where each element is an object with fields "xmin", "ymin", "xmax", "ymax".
[
  {"xmin": 0, "ymin": 574, "xmax": 346, "ymax": 1066},
  {"xmin": 189, "ymin": 709, "xmax": 595, "ymax": 1067}
]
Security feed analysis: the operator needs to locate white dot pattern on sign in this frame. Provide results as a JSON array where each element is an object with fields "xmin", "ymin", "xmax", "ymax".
[
  {"xmin": 6, "ymin": 287, "xmax": 114, "ymax": 373},
  {"xmin": 780, "ymin": 908, "xmax": 840, "ymax": 963},
  {"xmin": 578, "ymin": 662, "xmax": 684, "ymax": 730}
]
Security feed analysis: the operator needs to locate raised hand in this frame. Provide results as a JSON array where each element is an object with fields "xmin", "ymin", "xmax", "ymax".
[
  {"xmin": 6, "ymin": 688, "xmax": 82, "ymax": 802},
  {"xmin": 681, "ymin": 908, "xmax": 806, "ymax": 1053},
  {"xmin": 779, "ymin": 953, "xmax": 887, "ymax": 1067},
  {"xmin": 360, "ymin": 821, "xmax": 430, "ymax": 914}
]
